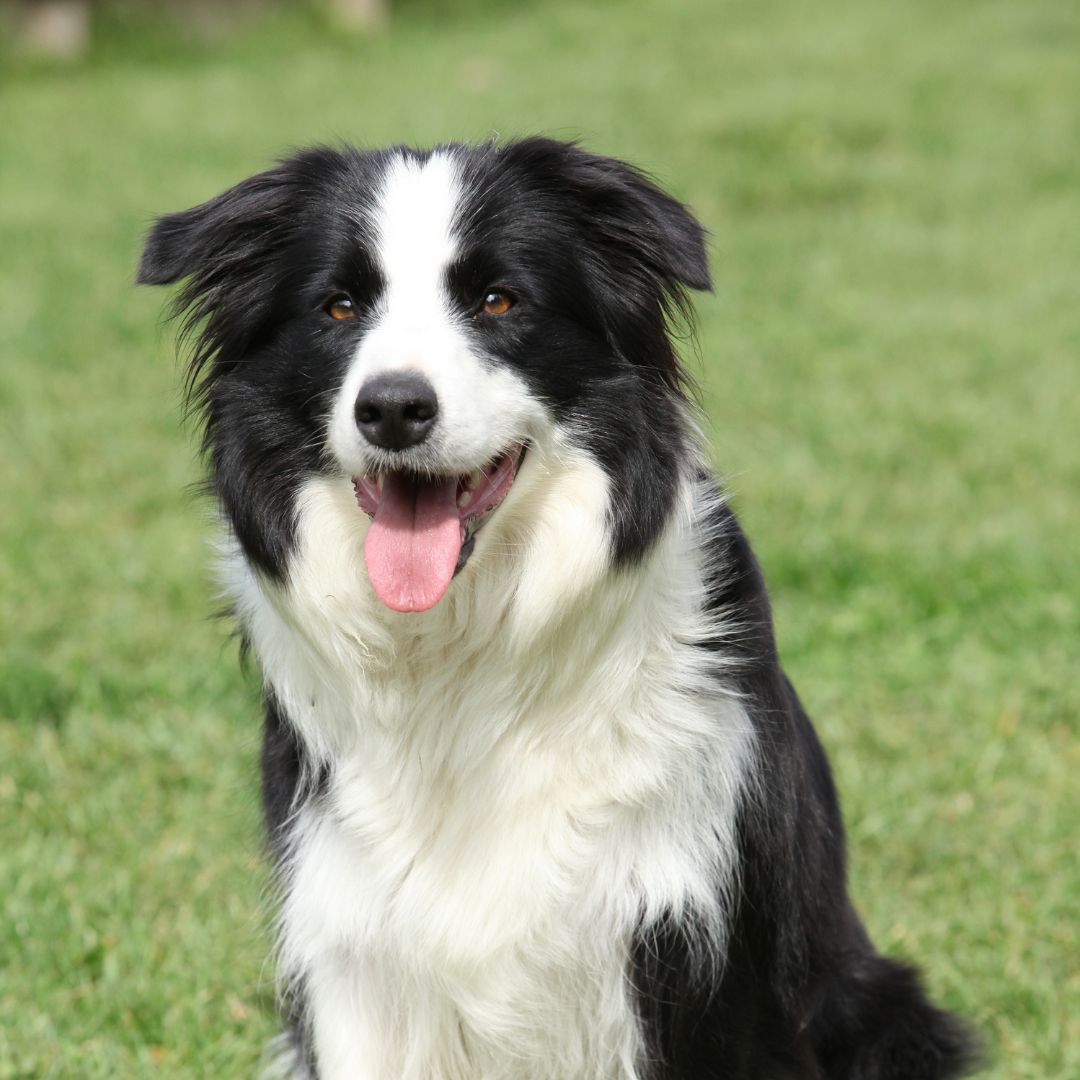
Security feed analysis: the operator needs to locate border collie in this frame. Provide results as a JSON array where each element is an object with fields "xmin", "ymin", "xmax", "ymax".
[{"xmin": 139, "ymin": 138, "xmax": 977, "ymax": 1079}]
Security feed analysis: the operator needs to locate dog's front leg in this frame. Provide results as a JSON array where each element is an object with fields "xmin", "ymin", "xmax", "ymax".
[{"xmin": 307, "ymin": 952, "xmax": 388, "ymax": 1080}]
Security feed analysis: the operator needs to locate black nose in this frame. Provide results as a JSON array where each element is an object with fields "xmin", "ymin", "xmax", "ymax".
[{"xmin": 355, "ymin": 371, "xmax": 439, "ymax": 451}]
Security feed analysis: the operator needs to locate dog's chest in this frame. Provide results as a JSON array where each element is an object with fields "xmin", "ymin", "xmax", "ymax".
[
  {"xmin": 293, "ymin": 723, "xmax": 636, "ymax": 956},
  {"xmin": 278, "ymin": 680, "xmax": 710, "ymax": 1079},
  {"xmin": 242, "ymin": 497, "xmax": 754, "ymax": 1076}
]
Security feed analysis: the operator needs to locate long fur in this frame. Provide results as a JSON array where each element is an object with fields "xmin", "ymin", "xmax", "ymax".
[{"xmin": 140, "ymin": 138, "xmax": 979, "ymax": 1079}]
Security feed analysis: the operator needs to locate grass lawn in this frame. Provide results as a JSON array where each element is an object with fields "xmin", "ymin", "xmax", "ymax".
[{"xmin": 1, "ymin": 0, "xmax": 1077, "ymax": 1075}]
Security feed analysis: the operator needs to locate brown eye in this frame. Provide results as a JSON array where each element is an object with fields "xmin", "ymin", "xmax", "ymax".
[
  {"xmin": 480, "ymin": 290, "xmax": 514, "ymax": 316},
  {"xmin": 327, "ymin": 295, "xmax": 356, "ymax": 320}
]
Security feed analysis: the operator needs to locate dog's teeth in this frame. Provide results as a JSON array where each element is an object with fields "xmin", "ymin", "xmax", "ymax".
[{"xmin": 458, "ymin": 490, "xmax": 471, "ymax": 509}]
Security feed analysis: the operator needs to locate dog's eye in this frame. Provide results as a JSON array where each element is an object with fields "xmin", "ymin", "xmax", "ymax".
[
  {"xmin": 479, "ymin": 290, "xmax": 514, "ymax": 316},
  {"xmin": 326, "ymin": 295, "xmax": 356, "ymax": 320}
]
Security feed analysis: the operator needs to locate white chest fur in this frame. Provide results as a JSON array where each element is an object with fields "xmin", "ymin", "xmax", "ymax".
[{"xmin": 231, "ymin": 468, "xmax": 754, "ymax": 1080}]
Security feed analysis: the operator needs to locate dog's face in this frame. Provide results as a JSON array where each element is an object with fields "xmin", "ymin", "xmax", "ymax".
[{"xmin": 140, "ymin": 139, "xmax": 709, "ymax": 612}]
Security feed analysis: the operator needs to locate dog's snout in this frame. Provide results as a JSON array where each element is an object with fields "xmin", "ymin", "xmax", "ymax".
[{"xmin": 355, "ymin": 371, "xmax": 439, "ymax": 451}]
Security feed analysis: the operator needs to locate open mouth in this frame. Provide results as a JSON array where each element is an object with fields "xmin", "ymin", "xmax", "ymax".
[{"xmin": 352, "ymin": 444, "xmax": 526, "ymax": 612}]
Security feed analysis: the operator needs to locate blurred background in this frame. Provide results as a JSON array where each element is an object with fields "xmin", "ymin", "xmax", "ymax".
[{"xmin": 1, "ymin": 1, "xmax": 1077, "ymax": 1075}]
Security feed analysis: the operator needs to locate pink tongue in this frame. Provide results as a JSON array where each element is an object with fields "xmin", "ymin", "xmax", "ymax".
[{"xmin": 363, "ymin": 473, "xmax": 462, "ymax": 612}]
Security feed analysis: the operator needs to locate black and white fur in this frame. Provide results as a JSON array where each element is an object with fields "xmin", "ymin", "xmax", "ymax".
[{"xmin": 139, "ymin": 138, "xmax": 978, "ymax": 1079}]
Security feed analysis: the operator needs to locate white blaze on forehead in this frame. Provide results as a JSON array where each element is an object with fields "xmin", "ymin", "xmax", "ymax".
[{"xmin": 373, "ymin": 152, "xmax": 461, "ymax": 318}]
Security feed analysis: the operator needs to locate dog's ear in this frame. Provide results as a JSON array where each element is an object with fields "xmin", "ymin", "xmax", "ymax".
[
  {"xmin": 568, "ymin": 145, "xmax": 711, "ymax": 293},
  {"xmin": 138, "ymin": 160, "xmax": 310, "ymax": 403},
  {"xmin": 501, "ymin": 139, "xmax": 709, "ymax": 398},
  {"xmin": 137, "ymin": 165, "xmax": 295, "ymax": 287},
  {"xmin": 504, "ymin": 137, "xmax": 711, "ymax": 295}
]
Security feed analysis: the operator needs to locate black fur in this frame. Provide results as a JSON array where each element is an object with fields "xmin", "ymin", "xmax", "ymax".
[{"xmin": 140, "ymin": 138, "xmax": 979, "ymax": 1078}]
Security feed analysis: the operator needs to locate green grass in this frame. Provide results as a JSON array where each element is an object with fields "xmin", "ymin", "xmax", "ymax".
[{"xmin": 1, "ymin": 0, "xmax": 1077, "ymax": 1074}]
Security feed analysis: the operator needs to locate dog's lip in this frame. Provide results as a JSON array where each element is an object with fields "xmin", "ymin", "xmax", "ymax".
[{"xmin": 352, "ymin": 443, "xmax": 527, "ymax": 529}]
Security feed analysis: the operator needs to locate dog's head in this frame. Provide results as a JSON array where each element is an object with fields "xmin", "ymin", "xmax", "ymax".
[{"xmin": 140, "ymin": 139, "xmax": 709, "ymax": 613}]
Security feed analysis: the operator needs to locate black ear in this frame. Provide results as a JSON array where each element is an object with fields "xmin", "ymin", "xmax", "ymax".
[
  {"xmin": 137, "ymin": 160, "xmax": 312, "ymax": 405},
  {"xmin": 573, "ymin": 147, "xmax": 711, "ymax": 292},
  {"xmin": 137, "ymin": 166, "xmax": 295, "ymax": 287},
  {"xmin": 505, "ymin": 137, "xmax": 711, "ymax": 294}
]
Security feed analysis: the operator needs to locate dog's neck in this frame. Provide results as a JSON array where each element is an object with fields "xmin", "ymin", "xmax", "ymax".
[{"xmin": 224, "ymin": 449, "xmax": 721, "ymax": 768}]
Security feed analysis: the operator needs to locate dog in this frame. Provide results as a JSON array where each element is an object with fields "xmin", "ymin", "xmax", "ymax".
[{"xmin": 139, "ymin": 138, "xmax": 978, "ymax": 1079}]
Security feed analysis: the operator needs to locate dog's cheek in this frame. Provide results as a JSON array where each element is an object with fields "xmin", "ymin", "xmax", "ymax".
[{"xmin": 504, "ymin": 443, "xmax": 614, "ymax": 646}]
